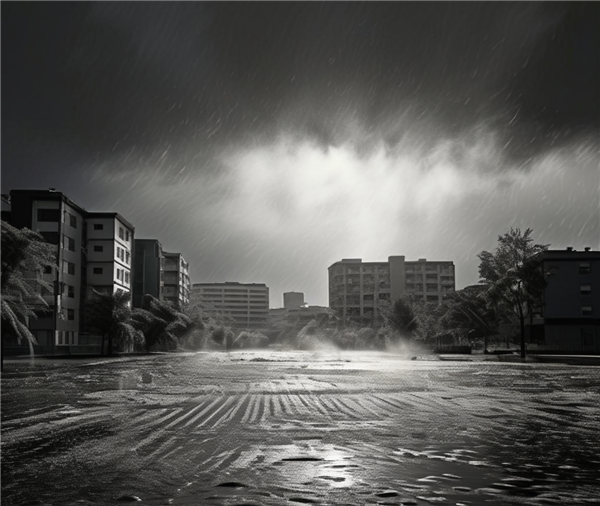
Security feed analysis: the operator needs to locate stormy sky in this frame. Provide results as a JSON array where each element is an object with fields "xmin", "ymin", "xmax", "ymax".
[{"xmin": 2, "ymin": 2, "xmax": 599, "ymax": 307}]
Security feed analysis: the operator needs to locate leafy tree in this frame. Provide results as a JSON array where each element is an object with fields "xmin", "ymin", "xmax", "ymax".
[
  {"xmin": 1, "ymin": 221, "xmax": 55, "ymax": 359},
  {"xmin": 132, "ymin": 295, "xmax": 193, "ymax": 352},
  {"xmin": 477, "ymin": 228, "xmax": 548, "ymax": 358},
  {"xmin": 386, "ymin": 296, "xmax": 419, "ymax": 339},
  {"xmin": 85, "ymin": 289, "xmax": 140, "ymax": 355},
  {"xmin": 440, "ymin": 285, "xmax": 500, "ymax": 350}
]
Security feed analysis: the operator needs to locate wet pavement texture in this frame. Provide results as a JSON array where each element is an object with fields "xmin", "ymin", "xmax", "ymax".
[{"xmin": 2, "ymin": 350, "xmax": 600, "ymax": 506}]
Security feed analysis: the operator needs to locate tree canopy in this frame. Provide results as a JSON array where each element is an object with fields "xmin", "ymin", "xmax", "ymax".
[
  {"xmin": 477, "ymin": 228, "xmax": 548, "ymax": 357},
  {"xmin": 1, "ymin": 221, "xmax": 56, "ymax": 354}
]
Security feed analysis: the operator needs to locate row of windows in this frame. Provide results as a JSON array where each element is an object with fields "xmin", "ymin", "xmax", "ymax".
[
  {"xmin": 547, "ymin": 263, "xmax": 593, "ymax": 275},
  {"xmin": 116, "ymin": 246, "xmax": 131, "ymax": 264},
  {"xmin": 118, "ymin": 226, "xmax": 130, "ymax": 242},
  {"xmin": 35, "ymin": 209, "xmax": 76, "ymax": 227},
  {"xmin": 116, "ymin": 268, "xmax": 130, "ymax": 284},
  {"xmin": 56, "ymin": 330, "xmax": 78, "ymax": 345}
]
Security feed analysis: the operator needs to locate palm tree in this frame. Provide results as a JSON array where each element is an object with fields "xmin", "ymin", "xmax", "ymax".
[
  {"xmin": 132, "ymin": 295, "xmax": 193, "ymax": 352},
  {"xmin": 85, "ymin": 289, "xmax": 141, "ymax": 355},
  {"xmin": 1, "ymin": 221, "xmax": 55, "ymax": 361}
]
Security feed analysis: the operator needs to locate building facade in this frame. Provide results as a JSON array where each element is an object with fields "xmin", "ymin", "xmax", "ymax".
[
  {"xmin": 283, "ymin": 292, "xmax": 305, "ymax": 309},
  {"xmin": 8, "ymin": 190, "xmax": 87, "ymax": 352},
  {"xmin": 6, "ymin": 189, "xmax": 136, "ymax": 354},
  {"xmin": 541, "ymin": 247, "xmax": 600, "ymax": 352},
  {"xmin": 192, "ymin": 282, "xmax": 269, "ymax": 329},
  {"xmin": 328, "ymin": 256, "xmax": 455, "ymax": 323},
  {"xmin": 132, "ymin": 239, "xmax": 165, "ymax": 307},
  {"xmin": 163, "ymin": 252, "xmax": 191, "ymax": 309},
  {"xmin": 85, "ymin": 213, "xmax": 134, "ymax": 301}
]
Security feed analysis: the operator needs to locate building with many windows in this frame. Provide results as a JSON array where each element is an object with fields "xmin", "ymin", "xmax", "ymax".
[
  {"xmin": 5, "ymin": 189, "xmax": 135, "ymax": 354},
  {"xmin": 541, "ymin": 247, "xmax": 600, "ymax": 352},
  {"xmin": 8, "ymin": 189, "xmax": 88, "ymax": 352},
  {"xmin": 192, "ymin": 282, "xmax": 269, "ymax": 329},
  {"xmin": 85, "ymin": 213, "xmax": 134, "ymax": 301},
  {"xmin": 328, "ymin": 256, "xmax": 455, "ymax": 323},
  {"xmin": 163, "ymin": 252, "xmax": 191, "ymax": 309}
]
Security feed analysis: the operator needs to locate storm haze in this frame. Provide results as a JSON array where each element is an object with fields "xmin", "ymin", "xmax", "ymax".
[{"xmin": 3, "ymin": 2, "xmax": 599, "ymax": 307}]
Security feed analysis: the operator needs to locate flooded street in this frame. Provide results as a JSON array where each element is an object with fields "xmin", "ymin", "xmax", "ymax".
[{"xmin": 2, "ymin": 351, "xmax": 600, "ymax": 506}]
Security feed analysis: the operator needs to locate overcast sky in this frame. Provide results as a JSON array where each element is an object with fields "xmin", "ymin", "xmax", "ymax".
[{"xmin": 2, "ymin": 2, "xmax": 599, "ymax": 307}]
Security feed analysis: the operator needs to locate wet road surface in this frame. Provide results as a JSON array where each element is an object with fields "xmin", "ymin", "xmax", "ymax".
[{"xmin": 2, "ymin": 350, "xmax": 600, "ymax": 505}]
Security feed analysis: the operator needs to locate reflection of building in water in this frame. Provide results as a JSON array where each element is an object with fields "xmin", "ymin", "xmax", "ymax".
[
  {"xmin": 328, "ymin": 256, "xmax": 455, "ymax": 323},
  {"xmin": 540, "ymin": 247, "xmax": 600, "ymax": 353},
  {"xmin": 283, "ymin": 291, "xmax": 304, "ymax": 309},
  {"xmin": 192, "ymin": 282, "xmax": 269, "ymax": 330}
]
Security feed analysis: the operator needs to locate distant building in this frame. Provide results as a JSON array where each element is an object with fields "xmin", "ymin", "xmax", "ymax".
[
  {"xmin": 192, "ymin": 282, "xmax": 269, "ymax": 329},
  {"xmin": 132, "ymin": 239, "xmax": 165, "ymax": 308},
  {"xmin": 541, "ymin": 247, "xmax": 600, "ymax": 352},
  {"xmin": 328, "ymin": 256, "xmax": 455, "ymax": 323},
  {"xmin": 163, "ymin": 252, "xmax": 191, "ymax": 309},
  {"xmin": 270, "ymin": 305, "xmax": 334, "ymax": 327},
  {"xmin": 283, "ymin": 292, "xmax": 304, "ymax": 309}
]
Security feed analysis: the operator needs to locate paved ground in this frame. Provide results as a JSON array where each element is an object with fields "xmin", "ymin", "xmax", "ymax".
[{"xmin": 2, "ymin": 350, "xmax": 600, "ymax": 506}]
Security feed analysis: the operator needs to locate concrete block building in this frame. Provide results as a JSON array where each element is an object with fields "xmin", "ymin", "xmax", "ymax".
[
  {"xmin": 132, "ymin": 239, "xmax": 165, "ymax": 308},
  {"xmin": 541, "ymin": 247, "xmax": 600, "ymax": 352},
  {"xmin": 328, "ymin": 255, "xmax": 455, "ymax": 323},
  {"xmin": 192, "ymin": 282, "xmax": 269, "ymax": 329},
  {"xmin": 163, "ymin": 252, "xmax": 191, "ymax": 309}
]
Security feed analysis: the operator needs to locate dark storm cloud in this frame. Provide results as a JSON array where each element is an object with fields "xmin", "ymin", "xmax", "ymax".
[{"xmin": 4, "ymin": 2, "xmax": 598, "ymax": 175}]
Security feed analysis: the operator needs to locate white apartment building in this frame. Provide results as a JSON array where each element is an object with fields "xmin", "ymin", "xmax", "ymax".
[
  {"xmin": 192, "ymin": 282, "xmax": 269, "ymax": 329},
  {"xmin": 163, "ymin": 251, "xmax": 191, "ymax": 309},
  {"xmin": 328, "ymin": 256, "xmax": 455, "ymax": 322},
  {"xmin": 8, "ymin": 190, "xmax": 87, "ymax": 351},
  {"xmin": 85, "ymin": 213, "xmax": 135, "ymax": 301}
]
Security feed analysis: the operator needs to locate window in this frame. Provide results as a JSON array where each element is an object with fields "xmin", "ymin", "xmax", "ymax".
[
  {"xmin": 125, "ymin": 230, "xmax": 130, "ymax": 241},
  {"xmin": 63, "ymin": 261, "xmax": 75, "ymax": 275},
  {"xmin": 93, "ymin": 267, "xmax": 103, "ymax": 275},
  {"xmin": 40, "ymin": 231, "xmax": 59, "ymax": 245},
  {"xmin": 119, "ymin": 227, "xmax": 124, "ymax": 240},
  {"xmin": 94, "ymin": 245, "xmax": 103, "ymax": 252},
  {"xmin": 125, "ymin": 271, "xmax": 130, "ymax": 284},
  {"xmin": 581, "ymin": 285, "xmax": 592, "ymax": 295},
  {"xmin": 125, "ymin": 251, "xmax": 130, "ymax": 264},
  {"xmin": 579, "ymin": 262, "xmax": 591, "ymax": 275},
  {"xmin": 581, "ymin": 306, "xmax": 593, "ymax": 316},
  {"xmin": 69, "ymin": 213, "xmax": 77, "ymax": 228},
  {"xmin": 37, "ymin": 209, "xmax": 60, "ymax": 221},
  {"xmin": 67, "ymin": 309, "xmax": 75, "ymax": 321},
  {"xmin": 93, "ymin": 223, "xmax": 104, "ymax": 230},
  {"xmin": 117, "ymin": 269, "xmax": 122, "ymax": 281},
  {"xmin": 63, "ymin": 235, "xmax": 75, "ymax": 252}
]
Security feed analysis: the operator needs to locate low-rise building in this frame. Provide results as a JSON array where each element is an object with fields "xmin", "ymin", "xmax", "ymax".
[
  {"xmin": 541, "ymin": 247, "xmax": 600, "ymax": 352},
  {"xmin": 163, "ymin": 252, "xmax": 191, "ymax": 309},
  {"xmin": 283, "ymin": 292, "xmax": 305, "ymax": 309},
  {"xmin": 192, "ymin": 282, "xmax": 269, "ymax": 329},
  {"xmin": 328, "ymin": 256, "xmax": 455, "ymax": 323}
]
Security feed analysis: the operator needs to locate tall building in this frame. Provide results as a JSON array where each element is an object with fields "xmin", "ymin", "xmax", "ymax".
[
  {"xmin": 192, "ymin": 282, "xmax": 269, "ymax": 329},
  {"xmin": 283, "ymin": 292, "xmax": 305, "ymax": 309},
  {"xmin": 163, "ymin": 252, "xmax": 191, "ymax": 309},
  {"xmin": 132, "ymin": 239, "xmax": 165, "ymax": 308},
  {"xmin": 85, "ymin": 212, "xmax": 134, "ymax": 301},
  {"xmin": 8, "ymin": 189, "xmax": 87, "ymax": 352},
  {"xmin": 541, "ymin": 247, "xmax": 600, "ymax": 352},
  {"xmin": 6, "ymin": 189, "xmax": 135, "ymax": 354},
  {"xmin": 328, "ymin": 256, "xmax": 455, "ymax": 322}
]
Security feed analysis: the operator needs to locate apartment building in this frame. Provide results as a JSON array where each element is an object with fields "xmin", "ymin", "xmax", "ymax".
[
  {"xmin": 328, "ymin": 256, "xmax": 455, "ymax": 322},
  {"xmin": 8, "ymin": 189, "xmax": 87, "ymax": 352},
  {"xmin": 163, "ymin": 252, "xmax": 191, "ymax": 309},
  {"xmin": 85, "ymin": 213, "xmax": 134, "ymax": 301},
  {"xmin": 132, "ymin": 239, "xmax": 165, "ymax": 308},
  {"xmin": 541, "ymin": 247, "xmax": 600, "ymax": 352},
  {"xmin": 6, "ymin": 189, "xmax": 136, "ymax": 354},
  {"xmin": 192, "ymin": 282, "xmax": 269, "ymax": 329}
]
